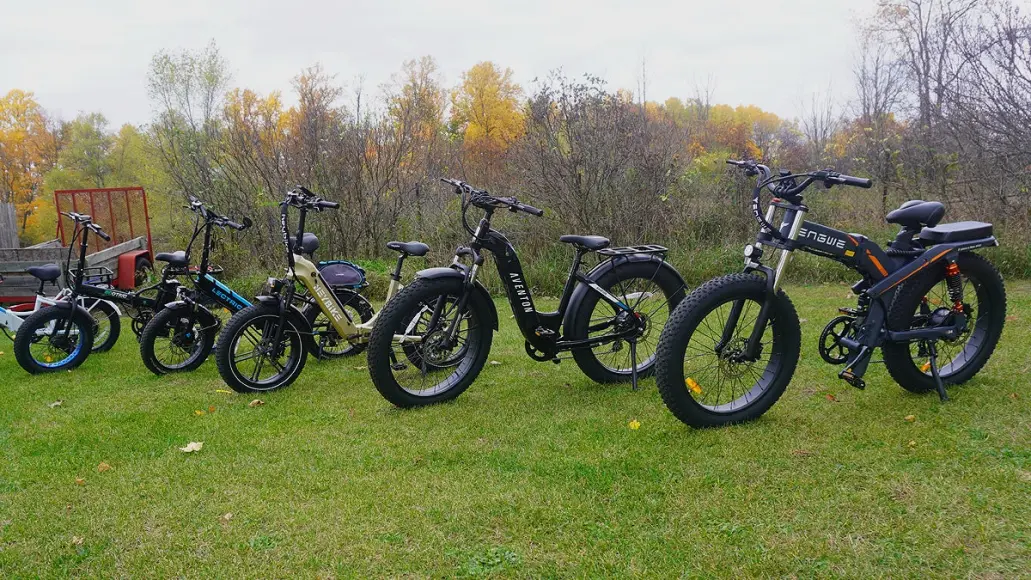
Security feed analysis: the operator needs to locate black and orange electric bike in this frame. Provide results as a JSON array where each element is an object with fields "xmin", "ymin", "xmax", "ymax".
[{"xmin": 656, "ymin": 160, "xmax": 1006, "ymax": 427}]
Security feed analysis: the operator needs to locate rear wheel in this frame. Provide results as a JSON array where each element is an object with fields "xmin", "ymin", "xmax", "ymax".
[
  {"xmin": 13, "ymin": 306, "xmax": 95, "ymax": 374},
  {"xmin": 567, "ymin": 260, "xmax": 686, "ymax": 384},
  {"xmin": 140, "ymin": 305, "xmax": 217, "ymax": 375},
  {"xmin": 367, "ymin": 277, "xmax": 492, "ymax": 407},
  {"xmin": 82, "ymin": 299, "xmax": 121, "ymax": 353},
  {"xmin": 656, "ymin": 274, "xmax": 801, "ymax": 428},
  {"xmin": 215, "ymin": 304, "xmax": 308, "ymax": 393},
  {"xmin": 302, "ymin": 289, "xmax": 374, "ymax": 359},
  {"xmin": 883, "ymin": 252, "xmax": 1006, "ymax": 393}
]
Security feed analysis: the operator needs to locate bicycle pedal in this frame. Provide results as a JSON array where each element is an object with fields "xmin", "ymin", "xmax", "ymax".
[
  {"xmin": 391, "ymin": 362, "xmax": 408, "ymax": 371},
  {"xmin": 837, "ymin": 307, "xmax": 858, "ymax": 316},
  {"xmin": 839, "ymin": 370, "xmax": 865, "ymax": 390},
  {"xmin": 534, "ymin": 326, "xmax": 555, "ymax": 337}
]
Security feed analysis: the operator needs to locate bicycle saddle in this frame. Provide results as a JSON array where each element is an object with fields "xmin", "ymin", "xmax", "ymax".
[
  {"xmin": 386, "ymin": 241, "xmax": 429, "ymax": 257},
  {"xmin": 559, "ymin": 235, "xmax": 611, "ymax": 251},
  {"xmin": 26, "ymin": 263, "xmax": 61, "ymax": 282},
  {"xmin": 289, "ymin": 233, "xmax": 320, "ymax": 256},
  {"xmin": 155, "ymin": 251, "xmax": 188, "ymax": 267},
  {"xmin": 886, "ymin": 200, "xmax": 945, "ymax": 229}
]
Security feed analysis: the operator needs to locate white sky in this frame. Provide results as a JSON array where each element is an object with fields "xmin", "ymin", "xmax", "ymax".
[{"xmin": 1, "ymin": 0, "xmax": 873, "ymax": 127}]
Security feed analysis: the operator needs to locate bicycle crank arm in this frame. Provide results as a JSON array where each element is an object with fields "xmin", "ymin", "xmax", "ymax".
[{"xmin": 838, "ymin": 345, "xmax": 874, "ymax": 389}]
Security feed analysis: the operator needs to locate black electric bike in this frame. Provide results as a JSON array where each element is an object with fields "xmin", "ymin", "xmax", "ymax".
[
  {"xmin": 138, "ymin": 197, "xmax": 252, "ymax": 375},
  {"xmin": 655, "ymin": 160, "xmax": 1006, "ymax": 427},
  {"xmin": 366, "ymin": 178, "xmax": 688, "ymax": 407}
]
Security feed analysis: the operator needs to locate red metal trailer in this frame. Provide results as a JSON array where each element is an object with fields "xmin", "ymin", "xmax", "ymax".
[{"xmin": 54, "ymin": 187, "xmax": 154, "ymax": 289}]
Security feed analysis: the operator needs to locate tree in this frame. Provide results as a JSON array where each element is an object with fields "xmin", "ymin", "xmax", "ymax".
[
  {"xmin": 0, "ymin": 89, "xmax": 58, "ymax": 236},
  {"xmin": 451, "ymin": 62, "xmax": 524, "ymax": 180}
]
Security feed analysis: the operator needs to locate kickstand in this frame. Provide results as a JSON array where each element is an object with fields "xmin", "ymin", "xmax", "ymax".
[
  {"xmin": 928, "ymin": 341, "xmax": 948, "ymax": 402},
  {"xmin": 629, "ymin": 339, "xmax": 639, "ymax": 391}
]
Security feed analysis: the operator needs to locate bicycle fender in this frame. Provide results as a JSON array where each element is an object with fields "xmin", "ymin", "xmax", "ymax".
[
  {"xmin": 160, "ymin": 300, "xmax": 220, "ymax": 330},
  {"xmin": 562, "ymin": 254, "xmax": 686, "ymax": 330},
  {"xmin": 80, "ymin": 297, "xmax": 123, "ymax": 317},
  {"xmin": 45, "ymin": 300, "xmax": 94, "ymax": 321},
  {"xmin": 253, "ymin": 296, "xmax": 318, "ymax": 353},
  {"xmin": 414, "ymin": 266, "xmax": 499, "ymax": 330}
]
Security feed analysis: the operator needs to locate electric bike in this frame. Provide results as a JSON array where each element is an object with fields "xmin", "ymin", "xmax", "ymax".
[
  {"xmin": 0, "ymin": 272, "xmax": 119, "ymax": 353},
  {"xmin": 655, "ymin": 160, "xmax": 1006, "ymax": 428},
  {"xmin": 213, "ymin": 186, "xmax": 429, "ymax": 393},
  {"xmin": 365, "ymin": 178, "xmax": 688, "ymax": 408},
  {"xmin": 138, "ymin": 196, "xmax": 253, "ymax": 374}
]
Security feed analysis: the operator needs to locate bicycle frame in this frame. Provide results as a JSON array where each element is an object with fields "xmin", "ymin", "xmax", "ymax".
[
  {"xmin": 0, "ymin": 292, "xmax": 119, "ymax": 336},
  {"xmin": 447, "ymin": 209, "xmax": 661, "ymax": 358}
]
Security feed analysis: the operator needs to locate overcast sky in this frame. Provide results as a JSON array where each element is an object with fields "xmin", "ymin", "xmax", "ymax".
[{"xmin": 1, "ymin": 0, "xmax": 874, "ymax": 127}]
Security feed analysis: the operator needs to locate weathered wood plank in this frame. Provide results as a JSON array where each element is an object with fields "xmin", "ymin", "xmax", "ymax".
[
  {"xmin": 27, "ymin": 239, "xmax": 62, "ymax": 249},
  {"xmin": 0, "ymin": 203, "xmax": 17, "ymax": 249}
]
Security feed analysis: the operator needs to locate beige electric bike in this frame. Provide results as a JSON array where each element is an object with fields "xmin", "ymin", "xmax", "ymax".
[{"xmin": 213, "ymin": 186, "xmax": 431, "ymax": 393}]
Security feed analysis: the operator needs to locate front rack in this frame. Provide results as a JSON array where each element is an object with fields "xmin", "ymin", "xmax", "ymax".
[{"xmin": 69, "ymin": 266, "xmax": 115, "ymax": 286}]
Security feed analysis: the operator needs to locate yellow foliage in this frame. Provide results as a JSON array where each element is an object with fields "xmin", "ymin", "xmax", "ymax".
[
  {"xmin": 451, "ymin": 62, "xmax": 524, "ymax": 159},
  {"xmin": 0, "ymin": 89, "xmax": 57, "ymax": 239}
]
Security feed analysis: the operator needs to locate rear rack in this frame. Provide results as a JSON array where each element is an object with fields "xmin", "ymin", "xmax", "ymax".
[{"xmin": 597, "ymin": 244, "xmax": 668, "ymax": 257}]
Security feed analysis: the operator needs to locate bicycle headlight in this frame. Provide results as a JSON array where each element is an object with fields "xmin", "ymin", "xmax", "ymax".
[{"xmin": 743, "ymin": 244, "xmax": 762, "ymax": 259}]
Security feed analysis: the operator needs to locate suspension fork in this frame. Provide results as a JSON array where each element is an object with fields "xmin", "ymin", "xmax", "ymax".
[{"xmin": 269, "ymin": 283, "xmax": 295, "ymax": 358}]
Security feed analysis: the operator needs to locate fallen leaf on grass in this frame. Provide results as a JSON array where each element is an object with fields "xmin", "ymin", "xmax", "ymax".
[
  {"xmin": 353, "ymin": 366, "xmax": 367, "ymax": 371},
  {"xmin": 74, "ymin": 478, "xmax": 85, "ymax": 486},
  {"xmin": 825, "ymin": 394, "xmax": 837, "ymax": 402},
  {"xmin": 179, "ymin": 442, "xmax": 204, "ymax": 453},
  {"xmin": 791, "ymin": 449, "xmax": 816, "ymax": 457},
  {"xmin": 208, "ymin": 406, "xmax": 216, "ymax": 413},
  {"xmin": 904, "ymin": 415, "xmax": 916, "ymax": 422},
  {"xmin": 1006, "ymin": 315, "xmax": 1018, "ymax": 321},
  {"xmin": 219, "ymin": 512, "xmax": 233, "ymax": 524},
  {"xmin": 907, "ymin": 440, "xmax": 917, "ymax": 448},
  {"xmin": 48, "ymin": 400, "xmax": 64, "ymax": 408},
  {"xmin": 489, "ymin": 360, "xmax": 501, "ymax": 366},
  {"xmin": 215, "ymin": 389, "xmax": 233, "ymax": 394},
  {"xmin": 71, "ymin": 536, "xmax": 84, "ymax": 546},
  {"xmin": 1009, "ymin": 393, "xmax": 1019, "ymax": 400},
  {"xmin": 628, "ymin": 419, "xmax": 641, "ymax": 430},
  {"xmin": 248, "ymin": 399, "xmax": 265, "ymax": 408},
  {"xmin": 97, "ymin": 462, "xmax": 112, "ymax": 473},
  {"xmin": 194, "ymin": 409, "xmax": 205, "ymax": 416}
]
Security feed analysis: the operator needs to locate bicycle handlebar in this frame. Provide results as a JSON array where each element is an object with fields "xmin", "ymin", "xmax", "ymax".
[
  {"xmin": 441, "ymin": 178, "xmax": 545, "ymax": 218},
  {"xmin": 284, "ymin": 186, "xmax": 339, "ymax": 212},
  {"xmin": 727, "ymin": 160, "xmax": 874, "ymax": 241}
]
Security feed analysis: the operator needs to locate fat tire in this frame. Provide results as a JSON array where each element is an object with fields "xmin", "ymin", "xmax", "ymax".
[
  {"xmin": 215, "ymin": 304, "xmax": 308, "ymax": 393},
  {"xmin": 13, "ymin": 306, "xmax": 95, "ymax": 374},
  {"xmin": 655, "ymin": 273, "xmax": 801, "ymax": 428},
  {"xmin": 568, "ymin": 260, "xmax": 686, "ymax": 383},
  {"xmin": 139, "ymin": 305, "xmax": 216, "ymax": 375},
  {"xmin": 366, "ymin": 277, "xmax": 493, "ymax": 408},
  {"xmin": 882, "ymin": 252, "xmax": 1006, "ymax": 393}
]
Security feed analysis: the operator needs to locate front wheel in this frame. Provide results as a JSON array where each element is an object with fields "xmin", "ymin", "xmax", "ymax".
[
  {"xmin": 655, "ymin": 273, "xmax": 801, "ymax": 428},
  {"xmin": 567, "ymin": 260, "xmax": 686, "ymax": 384},
  {"xmin": 366, "ymin": 277, "xmax": 493, "ymax": 408},
  {"xmin": 883, "ymin": 252, "xmax": 1006, "ymax": 393},
  {"xmin": 13, "ymin": 306, "xmax": 95, "ymax": 374},
  {"xmin": 140, "ymin": 305, "xmax": 218, "ymax": 375},
  {"xmin": 214, "ymin": 304, "xmax": 308, "ymax": 393}
]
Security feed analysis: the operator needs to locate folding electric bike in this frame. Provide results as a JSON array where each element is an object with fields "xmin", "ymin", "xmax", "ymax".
[
  {"xmin": 655, "ymin": 160, "xmax": 1006, "ymax": 427},
  {"xmin": 0, "ymin": 272, "xmax": 119, "ymax": 353},
  {"xmin": 138, "ymin": 196, "xmax": 253, "ymax": 374},
  {"xmin": 365, "ymin": 178, "xmax": 688, "ymax": 408},
  {"xmin": 214, "ymin": 186, "xmax": 430, "ymax": 392}
]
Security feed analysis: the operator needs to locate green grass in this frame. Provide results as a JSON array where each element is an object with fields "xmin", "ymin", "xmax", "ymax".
[{"xmin": 1, "ymin": 283, "xmax": 1029, "ymax": 577}]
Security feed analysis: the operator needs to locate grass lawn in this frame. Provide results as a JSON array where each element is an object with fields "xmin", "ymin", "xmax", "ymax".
[{"xmin": 1, "ymin": 282, "xmax": 1029, "ymax": 577}]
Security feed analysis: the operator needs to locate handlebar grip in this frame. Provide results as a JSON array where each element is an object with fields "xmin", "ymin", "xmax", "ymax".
[
  {"xmin": 520, "ymin": 204, "xmax": 544, "ymax": 217},
  {"xmin": 225, "ymin": 220, "xmax": 246, "ymax": 231},
  {"xmin": 839, "ymin": 175, "xmax": 873, "ymax": 188},
  {"xmin": 316, "ymin": 200, "xmax": 340, "ymax": 210},
  {"xmin": 93, "ymin": 227, "xmax": 111, "ymax": 241}
]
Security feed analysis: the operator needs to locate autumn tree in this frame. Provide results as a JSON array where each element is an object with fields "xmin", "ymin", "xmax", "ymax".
[
  {"xmin": 0, "ymin": 89, "xmax": 58, "ymax": 236},
  {"xmin": 451, "ymin": 61, "xmax": 524, "ymax": 181}
]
